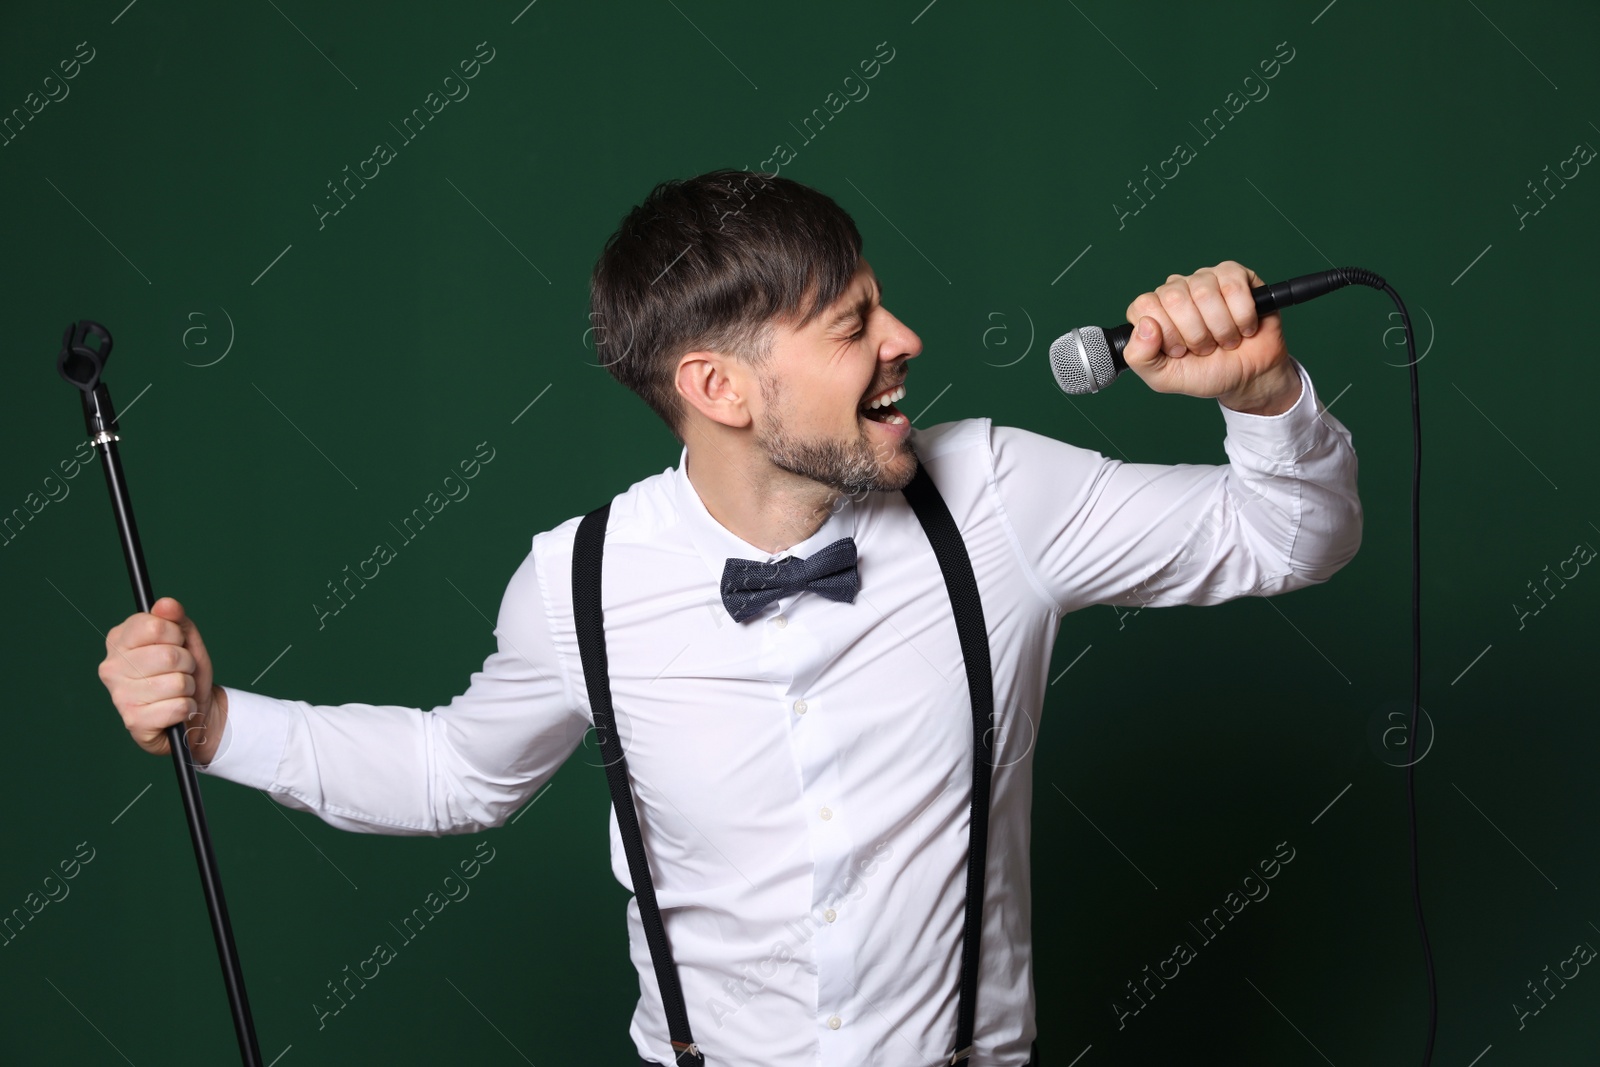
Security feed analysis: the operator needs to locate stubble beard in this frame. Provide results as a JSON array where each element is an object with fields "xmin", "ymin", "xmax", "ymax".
[{"xmin": 755, "ymin": 374, "xmax": 917, "ymax": 496}]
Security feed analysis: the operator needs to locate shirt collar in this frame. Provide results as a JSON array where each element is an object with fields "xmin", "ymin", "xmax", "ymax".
[{"xmin": 671, "ymin": 445, "xmax": 858, "ymax": 582}]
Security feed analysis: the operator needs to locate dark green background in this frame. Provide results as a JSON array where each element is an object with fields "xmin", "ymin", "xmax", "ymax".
[{"xmin": 3, "ymin": 1, "xmax": 1596, "ymax": 1063}]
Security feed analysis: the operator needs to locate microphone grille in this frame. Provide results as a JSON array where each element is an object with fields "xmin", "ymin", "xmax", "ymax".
[{"xmin": 1048, "ymin": 327, "xmax": 1117, "ymax": 395}]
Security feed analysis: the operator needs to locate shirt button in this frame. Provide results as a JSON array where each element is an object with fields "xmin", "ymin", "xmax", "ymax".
[
  {"xmin": 819, "ymin": 806, "xmax": 833, "ymax": 821},
  {"xmin": 793, "ymin": 699, "xmax": 809, "ymax": 715},
  {"xmin": 824, "ymin": 908, "xmax": 837, "ymax": 922},
  {"xmin": 773, "ymin": 614, "xmax": 787, "ymax": 628},
  {"xmin": 827, "ymin": 1015, "xmax": 842, "ymax": 1030}
]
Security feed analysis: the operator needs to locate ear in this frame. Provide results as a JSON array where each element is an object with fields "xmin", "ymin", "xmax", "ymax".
[{"xmin": 676, "ymin": 350, "xmax": 752, "ymax": 429}]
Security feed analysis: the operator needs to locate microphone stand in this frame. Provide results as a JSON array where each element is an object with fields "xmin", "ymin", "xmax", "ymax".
[{"xmin": 57, "ymin": 320, "xmax": 264, "ymax": 1066}]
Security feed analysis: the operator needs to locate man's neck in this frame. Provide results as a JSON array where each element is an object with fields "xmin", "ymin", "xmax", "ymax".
[{"xmin": 682, "ymin": 430, "xmax": 839, "ymax": 555}]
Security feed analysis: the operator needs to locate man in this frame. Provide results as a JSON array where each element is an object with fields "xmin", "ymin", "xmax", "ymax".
[{"xmin": 98, "ymin": 169, "xmax": 1361, "ymax": 1065}]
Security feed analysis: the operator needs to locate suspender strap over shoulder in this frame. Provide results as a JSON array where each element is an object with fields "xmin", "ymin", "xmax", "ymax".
[
  {"xmin": 903, "ymin": 462, "xmax": 997, "ymax": 1066},
  {"xmin": 571, "ymin": 460, "xmax": 997, "ymax": 1067},
  {"xmin": 574, "ymin": 504, "xmax": 704, "ymax": 1067}
]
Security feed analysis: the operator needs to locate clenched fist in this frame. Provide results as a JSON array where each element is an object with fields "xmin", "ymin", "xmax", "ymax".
[
  {"xmin": 1122, "ymin": 260, "xmax": 1303, "ymax": 416},
  {"xmin": 98, "ymin": 596, "xmax": 228, "ymax": 764}
]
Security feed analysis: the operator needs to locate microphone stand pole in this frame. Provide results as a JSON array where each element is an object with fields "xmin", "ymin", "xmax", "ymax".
[{"xmin": 57, "ymin": 320, "xmax": 264, "ymax": 1066}]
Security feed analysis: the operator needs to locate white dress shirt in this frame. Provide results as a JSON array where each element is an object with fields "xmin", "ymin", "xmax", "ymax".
[{"xmin": 202, "ymin": 357, "xmax": 1360, "ymax": 1066}]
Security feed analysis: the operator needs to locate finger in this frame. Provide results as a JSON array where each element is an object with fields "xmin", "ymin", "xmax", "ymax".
[
  {"xmin": 156, "ymin": 596, "xmax": 213, "ymax": 680},
  {"xmin": 115, "ymin": 671, "xmax": 196, "ymax": 714},
  {"xmin": 1121, "ymin": 315, "xmax": 1165, "ymax": 368},
  {"xmin": 101, "ymin": 637, "xmax": 154, "ymax": 687},
  {"xmin": 1157, "ymin": 275, "xmax": 1213, "ymax": 356},
  {"xmin": 152, "ymin": 597, "xmax": 197, "ymax": 652},
  {"xmin": 139, "ymin": 670, "xmax": 197, "ymax": 703},
  {"xmin": 110, "ymin": 611, "xmax": 184, "ymax": 652},
  {"xmin": 1126, "ymin": 294, "xmax": 1182, "ymax": 361},
  {"xmin": 1216, "ymin": 260, "xmax": 1261, "ymax": 339},
  {"xmin": 1189, "ymin": 270, "xmax": 1243, "ymax": 351},
  {"xmin": 134, "ymin": 696, "xmax": 198, "ymax": 733},
  {"xmin": 117, "ymin": 642, "xmax": 197, "ymax": 681}
]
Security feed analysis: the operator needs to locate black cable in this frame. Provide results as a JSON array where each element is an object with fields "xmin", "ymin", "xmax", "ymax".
[
  {"xmin": 1314, "ymin": 271, "xmax": 1436, "ymax": 1063},
  {"xmin": 1372, "ymin": 279, "xmax": 1437, "ymax": 1065},
  {"xmin": 1265, "ymin": 270, "xmax": 1437, "ymax": 1060}
]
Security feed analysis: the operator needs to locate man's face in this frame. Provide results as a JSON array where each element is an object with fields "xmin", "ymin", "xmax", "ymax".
[{"xmin": 751, "ymin": 259, "xmax": 922, "ymax": 495}]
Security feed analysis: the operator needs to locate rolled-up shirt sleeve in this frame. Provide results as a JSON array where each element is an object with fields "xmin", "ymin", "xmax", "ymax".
[
  {"xmin": 990, "ymin": 357, "xmax": 1362, "ymax": 614},
  {"xmin": 197, "ymin": 542, "xmax": 587, "ymax": 836}
]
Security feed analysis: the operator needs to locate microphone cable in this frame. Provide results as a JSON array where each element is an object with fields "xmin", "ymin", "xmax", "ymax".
[
  {"xmin": 1333, "ymin": 269, "xmax": 1435, "ymax": 1065},
  {"xmin": 1301, "ymin": 269, "xmax": 1435, "ymax": 1064},
  {"xmin": 1380, "ymin": 272, "xmax": 1437, "ymax": 1067}
]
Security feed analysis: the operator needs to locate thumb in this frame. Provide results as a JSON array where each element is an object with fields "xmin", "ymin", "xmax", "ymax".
[
  {"xmin": 152, "ymin": 596, "xmax": 203, "ymax": 658},
  {"xmin": 151, "ymin": 596, "xmax": 187, "ymax": 624},
  {"xmin": 1122, "ymin": 316, "xmax": 1165, "ymax": 370},
  {"xmin": 155, "ymin": 595, "xmax": 214, "ymax": 689}
]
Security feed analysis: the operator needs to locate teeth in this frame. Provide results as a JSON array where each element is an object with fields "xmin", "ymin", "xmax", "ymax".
[
  {"xmin": 867, "ymin": 384, "xmax": 906, "ymax": 409},
  {"xmin": 887, "ymin": 414, "xmax": 906, "ymax": 425}
]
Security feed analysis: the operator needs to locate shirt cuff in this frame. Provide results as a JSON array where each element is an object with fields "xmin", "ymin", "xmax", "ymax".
[
  {"xmin": 197, "ymin": 686, "xmax": 293, "ymax": 791},
  {"xmin": 1216, "ymin": 357, "xmax": 1324, "ymax": 467}
]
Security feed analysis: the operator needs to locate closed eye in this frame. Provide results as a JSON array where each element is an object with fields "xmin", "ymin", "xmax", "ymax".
[
  {"xmin": 831, "ymin": 319, "xmax": 866, "ymax": 345},
  {"xmin": 829, "ymin": 277, "xmax": 881, "ymax": 344}
]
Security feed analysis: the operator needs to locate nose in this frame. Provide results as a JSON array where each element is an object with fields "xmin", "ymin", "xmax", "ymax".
[{"xmin": 879, "ymin": 308, "xmax": 921, "ymax": 366}]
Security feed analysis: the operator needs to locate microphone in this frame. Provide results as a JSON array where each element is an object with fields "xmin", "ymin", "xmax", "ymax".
[{"xmin": 1048, "ymin": 266, "xmax": 1387, "ymax": 395}]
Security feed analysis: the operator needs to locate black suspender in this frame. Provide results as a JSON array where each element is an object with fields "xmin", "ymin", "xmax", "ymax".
[
  {"xmin": 902, "ymin": 462, "xmax": 995, "ymax": 1066},
  {"xmin": 573, "ymin": 500, "xmax": 706, "ymax": 1067},
  {"xmin": 571, "ymin": 462, "xmax": 1001, "ymax": 1067}
]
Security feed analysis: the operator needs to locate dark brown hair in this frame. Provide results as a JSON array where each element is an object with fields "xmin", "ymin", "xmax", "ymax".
[{"xmin": 589, "ymin": 169, "xmax": 863, "ymax": 439}]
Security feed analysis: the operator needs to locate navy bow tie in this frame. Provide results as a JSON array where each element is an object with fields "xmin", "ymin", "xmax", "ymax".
[{"xmin": 720, "ymin": 537, "xmax": 860, "ymax": 623}]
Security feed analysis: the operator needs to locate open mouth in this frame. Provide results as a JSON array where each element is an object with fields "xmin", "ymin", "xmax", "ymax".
[{"xmin": 860, "ymin": 382, "xmax": 907, "ymax": 426}]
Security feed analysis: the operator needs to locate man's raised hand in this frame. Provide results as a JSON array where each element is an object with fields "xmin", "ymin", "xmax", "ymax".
[{"xmin": 1121, "ymin": 260, "xmax": 1301, "ymax": 415}]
